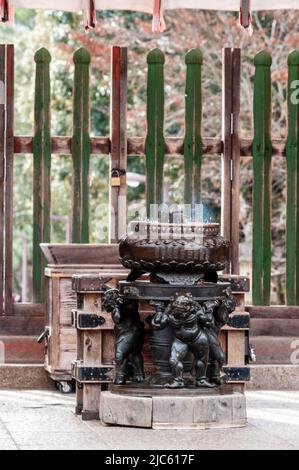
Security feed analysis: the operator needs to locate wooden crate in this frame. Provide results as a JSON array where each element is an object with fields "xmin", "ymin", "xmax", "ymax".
[
  {"xmin": 42, "ymin": 244, "xmax": 128, "ymax": 388},
  {"xmin": 72, "ymin": 274, "xmax": 250, "ymax": 419}
]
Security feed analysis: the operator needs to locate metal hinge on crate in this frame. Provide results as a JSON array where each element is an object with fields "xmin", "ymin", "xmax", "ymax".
[
  {"xmin": 227, "ymin": 313, "xmax": 250, "ymax": 329},
  {"xmin": 72, "ymin": 310, "xmax": 106, "ymax": 329},
  {"xmin": 223, "ymin": 367, "xmax": 251, "ymax": 382},
  {"xmin": 72, "ymin": 361, "xmax": 114, "ymax": 383}
]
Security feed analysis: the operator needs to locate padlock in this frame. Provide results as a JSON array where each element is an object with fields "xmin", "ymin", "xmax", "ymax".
[{"xmin": 111, "ymin": 169, "xmax": 121, "ymax": 187}]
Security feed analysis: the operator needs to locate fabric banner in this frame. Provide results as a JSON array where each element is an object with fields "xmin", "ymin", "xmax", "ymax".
[{"xmin": 10, "ymin": 0, "xmax": 299, "ymax": 13}]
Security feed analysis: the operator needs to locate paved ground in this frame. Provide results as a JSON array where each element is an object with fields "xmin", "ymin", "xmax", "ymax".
[{"xmin": 0, "ymin": 390, "xmax": 298, "ymax": 450}]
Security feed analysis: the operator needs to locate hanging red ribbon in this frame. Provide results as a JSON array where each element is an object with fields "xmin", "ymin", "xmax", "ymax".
[
  {"xmin": 240, "ymin": 0, "xmax": 252, "ymax": 34},
  {"xmin": 152, "ymin": 0, "xmax": 166, "ymax": 33},
  {"xmin": 1, "ymin": 1, "xmax": 13, "ymax": 24},
  {"xmin": 85, "ymin": 0, "xmax": 96, "ymax": 31}
]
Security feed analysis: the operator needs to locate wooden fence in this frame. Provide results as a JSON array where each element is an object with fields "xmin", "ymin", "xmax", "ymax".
[{"xmin": 0, "ymin": 44, "xmax": 299, "ymax": 319}]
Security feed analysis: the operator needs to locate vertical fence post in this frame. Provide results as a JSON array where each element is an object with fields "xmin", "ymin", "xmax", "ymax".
[
  {"xmin": 184, "ymin": 49, "xmax": 203, "ymax": 208},
  {"xmin": 145, "ymin": 48, "xmax": 165, "ymax": 218},
  {"xmin": 221, "ymin": 48, "xmax": 241, "ymax": 274},
  {"xmin": 72, "ymin": 48, "xmax": 91, "ymax": 243},
  {"xmin": 286, "ymin": 50, "xmax": 299, "ymax": 306},
  {"xmin": 252, "ymin": 51, "xmax": 272, "ymax": 306},
  {"xmin": 109, "ymin": 46, "xmax": 128, "ymax": 243},
  {"xmin": 0, "ymin": 45, "xmax": 5, "ymax": 314},
  {"xmin": 4, "ymin": 45, "xmax": 14, "ymax": 315},
  {"xmin": 33, "ymin": 48, "xmax": 51, "ymax": 303}
]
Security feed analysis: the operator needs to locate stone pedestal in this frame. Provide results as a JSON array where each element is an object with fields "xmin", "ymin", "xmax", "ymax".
[{"xmin": 99, "ymin": 388, "xmax": 247, "ymax": 430}]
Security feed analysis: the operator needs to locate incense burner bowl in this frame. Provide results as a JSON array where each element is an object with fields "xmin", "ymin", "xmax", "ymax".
[{"xmin": 119, "ymin": 221, "xmax": 230, "ymax": 277}]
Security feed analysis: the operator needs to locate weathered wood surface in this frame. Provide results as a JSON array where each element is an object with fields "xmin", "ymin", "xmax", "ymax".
[
  {"xmin": 221, "ymin": 48, "xmax": 241, "ymax": 274},
  {"xmin": 33, "ymin": 48, "xmax": 52, "ymax": 303},
  {"xmin": 227, "ymin": 331, "xmax": 244, "ymax": 366},
  {"xmin": 286, "ymin": 50, "xmax": 299, "ymax": 305},
  {"xmin": 5, "ymin": 45, "xmax": 14, "ymax": 315},
  {"xmin": 72, "ymin": 48, "xmax": 91, "ymax": 243},
  {"xmin": 110, "ymin": 46, "xmax": 128, "ymax": 243},
  {"xmin": 230, "ymin": 49, "xmax": 241, "ymax": 275},
  {"xmin": 0, "ymin": 45, "xmax": 5, "ymax": 315},
  {"xmin": 246, "ymin": 305, "xmax": 299, "ymax": 319},
  {"xmin": 145, "ymin": 49, "xmax": 165, "ymax": 217},
  {"xmin": 41, "ymin": 243, "xmax": 121, "ymax": 266},
  {"xmin": 184, "ymin": 49, "xmax": 203, "ymax": 206},
  {"xmin": 252, "ymin": 51, "xmax": 272, "ymax": 306}
]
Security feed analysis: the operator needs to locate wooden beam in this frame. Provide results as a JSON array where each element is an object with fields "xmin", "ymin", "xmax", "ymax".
[
  {"xmin": 184, "ymin": 49, "xmax": 203, "ymax": 207},
  {"xmin": 231, "ymin": 49, "xmax": 241, "ymax": 275},
  {"xmin": 221, "ymin": 48, "xmax": 233, "ymax": 262},
  {"xmin": 0, "ymin": 45, "xmax": 5, "ymax": 315},
  {"xmin": 4, "ymin": 44, "xmax": 14, "ymax": 316},
  {"xmin": 252, "ymin": 51, "xmax": 272, "ymax": 306},
  {"xmin": 71, "ymin": 48, "xmax": 91, "ymax": 243},
  {"xmin": 145, "ymin": 48, "xmax": 165, "ymax": 218},
  {"xmin": 246, "ymin": 305, "xmax": 299, "ymax": 319},
  {"xmin": 13, "ymin": 302, "xmax": 45, "ymax": 317},
  {"xmin": 109, "ymin": 46, "xmax": 128, "ymax": 243},
  {"xmin": 33, "ymin": 47, "xmax": 52, "ymax": 303},
  {"xmin": 286, "ymin": 51, "xmax": 299, "ymax": 305},
  {"xmin": 12, "ymin": 135, "xmax": 290, "ymax": 158},
  {"xmin": 221, "ymin": 48, "xmax": 241, "ymax": 274}
]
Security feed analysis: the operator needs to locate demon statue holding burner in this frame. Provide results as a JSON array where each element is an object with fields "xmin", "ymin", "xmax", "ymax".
[
  {"xmin": 206, "ymin": 291, "xmax": 237, "ymax": 385},
  {"xmin": 151, "ymin": 290, "xmax": 236, "ymax": 389},
  {"xmin": 102, "ymin": 288, "xmax": 145, "ymax": 385}
]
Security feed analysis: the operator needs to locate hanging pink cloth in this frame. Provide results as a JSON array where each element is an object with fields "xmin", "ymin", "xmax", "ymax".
[
  {"xmin": 85, "ymin": 0, "xmax": 96, "ymax": 31},
  {"xmin": 152, "ymin": 0, "xmax": 166, "ymax": 33},
  {"xmin": 240, "ymin": 0, "xmax": 252, "ymax": 34},
  {"xmin": 1, "ymin": 0, "xmax": 14, "ymax": 23}
]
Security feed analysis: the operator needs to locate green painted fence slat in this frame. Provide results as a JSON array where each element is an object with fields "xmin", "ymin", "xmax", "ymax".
[
  {"xmin": 286, "ymin": 50, "xmax": 299, "ymax": 305},
  {"xmin": 252, "ymin": 51, "xmax": 272, "ymax": 306},
  {"xmin": 145, "ymin": 48, "xmax": 165, "ymax": 218},
  {"xmin": 33, "ymin": 48, "xmax": 51, "ymax": 303},
  {"xmin": 72, "ymin": 48, "xmax": 91, "ymax": 243},
  {"xmin": 184, "ymin": 49, "xmax": 203, "ymax": 207}
]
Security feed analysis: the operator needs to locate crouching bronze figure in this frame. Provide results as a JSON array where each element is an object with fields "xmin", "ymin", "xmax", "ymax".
[
  {"xmin": 151, "ymin": 291, "xmax": 236, "ymax": 389},
  {"xmin": 151, "ymin": 294, "xmax": 216, "ymax": 389},
  {"xmin": 102, "ymin": 288, "xmax": 145, "ymax": 385}
]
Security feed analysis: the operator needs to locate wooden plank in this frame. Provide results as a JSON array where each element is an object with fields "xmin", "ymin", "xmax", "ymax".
[
  {"xmin": 221, "ymin": 48, "xmax": 241, "ymax": 274},
  {"xmin": 59, "ymin": 278, "xmax": 77, "ymax": 326},
  {"xmin": 230, "ymin": 49, "xmax": 241, "ymax": 274},
  {"xmin": 49, "ymin": 277, "xmax": 61, "ymax": 371},
  {"xmin": 226, "ymin": 331, "xmax": 245, "ymax": 366},
  {"xmin": 221, "ymin": 48, "xmax": 233, "ymax": 253},
  {"xmin": 42, "ymin": 243, "xmax": 121, "ymax": 266},
  {"xmin": 286, "ymin": 50, "xmax": 299, "ymax": 305},
  {"xmin": 252, "ymin": 51, "xmax": 272, "ymax": 306},
  {"xmin": 4, "ymin": 44, "xmax": 14, "ymax": 315},
  {"xmin": 33, "ymin": 48, "xmax": 52, "ymax": 303},
  {"xmin": 183, "ymin": 49, "xmax": 203, "ymax": 207},
  {"xmin": 13, "ymin": 303, "xmax": 45, "ymax": 316},
  {"xmin": 0, "ymin": 45, "xmax": 5, "ymax": 315},
  {"xmin": 109, "ymin": 46, "xmax": 128, "ymax": 243},
  {"xmin": 145, "ymin": 49, "xmax": 165, "ymax": 218},
  {"xmin": 72, "ymin": 48, "xmax": 91, "ymax": 243},
  {"xmin": 246, "ymin": 305, "xmax": 299, "ymax": 319}
]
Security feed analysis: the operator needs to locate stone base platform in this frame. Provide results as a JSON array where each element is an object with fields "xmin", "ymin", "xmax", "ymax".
[{"xmin": 100, "ymin": 386, "xmax": 247, "ymax": 430}]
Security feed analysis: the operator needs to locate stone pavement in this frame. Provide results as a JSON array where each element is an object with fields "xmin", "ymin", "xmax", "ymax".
[{"xmin": 0, "ymin": 390, "xmax": 298, "ymax": 450}]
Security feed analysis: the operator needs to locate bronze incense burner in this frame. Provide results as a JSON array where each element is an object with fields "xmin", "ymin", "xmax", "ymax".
[{"xmin": 103, "ymin": 217, "xmax": 237, "ymax": 389}]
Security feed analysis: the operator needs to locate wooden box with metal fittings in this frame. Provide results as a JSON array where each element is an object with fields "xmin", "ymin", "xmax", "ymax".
[
  {"xmin": 71, "ymin": 272, "xmax": 251, "ymax": 421},
  {"xmin": 38, "ymin": 243, "xmax": 128, "ymax": 394}
]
